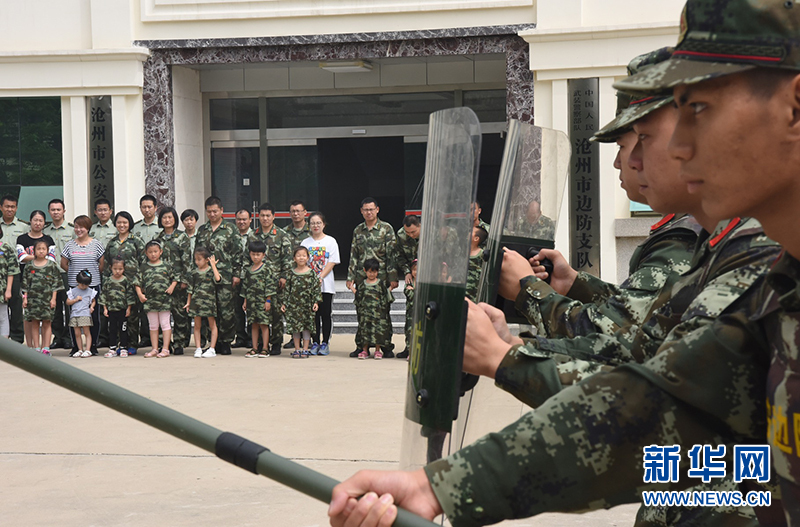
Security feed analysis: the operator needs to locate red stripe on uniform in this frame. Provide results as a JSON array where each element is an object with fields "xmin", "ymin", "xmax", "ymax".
[
  {"xmin": 674, "ymin": 50, "xmax": 782, "ymax": 63},
  {"xmin": 650, "ymin": 213, "xmax": 676, "ymax": 232},
  {"xmin": 709, "ymin": 217, "xmax": 741, "ymax": 248}
]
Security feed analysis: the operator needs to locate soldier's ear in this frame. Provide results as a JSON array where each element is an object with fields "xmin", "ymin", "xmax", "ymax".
[{"xmin": 788, "ymin": 73, "xmax": 800, "ymax": 136}]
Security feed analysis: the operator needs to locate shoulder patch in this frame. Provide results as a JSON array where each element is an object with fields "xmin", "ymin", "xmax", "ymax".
[
  {"xmin": 650, "ymin": 213, "xmax": 676, "ymax": 232},
  {"xmin": 709, "ymin": 217, "xmax": 741, "ymax": 248}
]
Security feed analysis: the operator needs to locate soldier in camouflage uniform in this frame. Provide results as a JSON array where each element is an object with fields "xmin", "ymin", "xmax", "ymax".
[
  {"xmin": 98, "ymin": 256, "xmax": 136, "ymax": 356},
  {"xmin": 1, "ymin": 195, "xmax": 29, "ymax": 343},
  {"xmin": 241, "ymin": 241, "xmax": 277, "ymax": 358},
  {"xmin": 471, "ymin": 200, "xmax": 489, "ymax": 249},
  {"xmin": 395, "ymin": 215, "xmax": 420, "ymax": 358},
  {"xmin": 104, "ymin": 211, "xmax": 146, "ymax": 352},
  {"xmin": 285, "ymin": 200, "xmax": 311, "ymax": 247},
  {"xmin": 244, "ymin": 203, "xmax": 292, "ymax": 354},
  {"xmin": 154, "ymin": 208, "xmax": 191, "ymax": 355},
  {"xmin": 282, "ymin": 246, "xmax": 321, "ymax": 357},
  {"xmin": 135, "ymin": 241, "xmax": 178, "ymax": 357},
  {"xmin": 45, "ymin": 198, "xmax": 75, "ymax": 349},
  {"xmin": 403, "ymin": 260, "xmax": 417, "ymax": 358},
  {"xmin": 347, "ymin": 198, "xmax": 398, "ymax": 357},
  {"xmin": 466, "ymin": 226, "xmax": 487, "ymax": 302},
  {"xmin": 354, "ymin": 258, "xmax": 393, "ymax": 360},
  {"xmin": 511, "ymin": 200, "xmax": 555, "ymax": 241},
  {"xmin": 185, "ymin": 246, "xmax": 221, "ymax": 357},
  {"xmin": 0, "ymin": 232, "xmax": 19, "ymax": 338},
  {"xmin": 612, "ymin": 1, "xmax": 800, "ymax": 521},
  {"xmin": 232, "ymin": 209, "xmax": 253, "ymax": 349},
  {"xmin": 195, "ymin": 197, "xmax": 240, "ymax": 356}
]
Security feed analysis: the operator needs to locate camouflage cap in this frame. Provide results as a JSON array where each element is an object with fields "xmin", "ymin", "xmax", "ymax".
[
  {"xmin": 615, "ymin": 0, "xmax": 800, "ymax": 94},
  {"xmin": 592, "ymin": 47, "xmax": 674, "ymax": 143}
]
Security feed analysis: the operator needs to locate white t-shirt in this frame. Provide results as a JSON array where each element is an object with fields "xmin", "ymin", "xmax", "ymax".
[{"xmin": 301, "ymin": 235, "xmax": 340, "ymax": 294}]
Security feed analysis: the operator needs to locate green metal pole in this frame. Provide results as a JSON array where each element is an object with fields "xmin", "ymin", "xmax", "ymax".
[{"xmin": 0, "ymin": 339, "xmax": 437, "ymax": 527}]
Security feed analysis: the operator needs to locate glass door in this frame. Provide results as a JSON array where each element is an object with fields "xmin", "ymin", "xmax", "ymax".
[{"xmin": 210, "ymin": 144, "xmax": 261, "ymax": 216}]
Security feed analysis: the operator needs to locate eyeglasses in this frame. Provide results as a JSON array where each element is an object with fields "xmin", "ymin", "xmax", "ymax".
[
  {"xmin": 309, "ymin": 222, "xmax": 324, "ymax": 226},
  {"xmin": 361, "ymin": 208, "xmax": 377, "ymax": 213}
]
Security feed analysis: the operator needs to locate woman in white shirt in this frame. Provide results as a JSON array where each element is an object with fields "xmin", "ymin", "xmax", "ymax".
[{"xmin": 300, "ymin": 212, "xmax": 339, "ymax": 356}]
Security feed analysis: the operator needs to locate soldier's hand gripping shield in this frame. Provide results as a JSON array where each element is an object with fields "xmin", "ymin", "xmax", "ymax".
[
  {"xmin": 400, "ymin": 107, "xmax": 481, "ymax": 470},
  {"xmin": 477, "ymin": 120, "xmax": 571, "ymax": 321}
]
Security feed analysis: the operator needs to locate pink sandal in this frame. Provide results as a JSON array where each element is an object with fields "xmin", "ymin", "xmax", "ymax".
[
  {"xmin": 156, "ymin": 349, "xmax": 170, "ymax": 358},
  {"xmin": 144, "ymin": 349, "xmax": 159, "ymax": 358}
]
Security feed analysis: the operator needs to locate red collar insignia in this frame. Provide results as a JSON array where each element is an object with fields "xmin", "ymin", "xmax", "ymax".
[
  {"xmin": 709, "ymin": 217, "xmax": 741, "ymax": 248},
  {"xmin": 650, "ymin": 213, "xmax": 676, "ymax": 232}
]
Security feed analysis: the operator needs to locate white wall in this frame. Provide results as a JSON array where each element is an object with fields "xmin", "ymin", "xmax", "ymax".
[{"xmin": 173, "ymin": 67, "xmax": 206, "ymax": 220}]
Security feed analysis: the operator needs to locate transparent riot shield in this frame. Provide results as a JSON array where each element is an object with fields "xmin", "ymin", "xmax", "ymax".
[
  {"xmin": 399, "ymin": 107, "xmax": 481, "ymax": 471},
  {"xmin": 476, "ymin": 120, "xmax": 571, "ymax": 310}
]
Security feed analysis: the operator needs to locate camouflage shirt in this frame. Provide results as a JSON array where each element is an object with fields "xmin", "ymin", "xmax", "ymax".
[
  {"xmin": 499, "ymin": 218, "xmax": 780, "ymax": 408},
  {"xmin": 154, "ymin": 230, "xmax": 191, "ymax": 284},
  {"xmin": 283, "ymin": 268, "xmax": 321, "ymax": 334},
  {"xmin": 136, "ymin": 261, "xmax": 178, "ymax": 312},
  {"xmin": 347, "ymin": 219, "xmax": 398, "ymax": 283},
  {"xmin": 511, "ymin": 214, "xmax": 556, "ymax": 241},
  {"xmin": 186, "ymin": 267, "xmax": 218, "ymax": 318},
  {"xmin": 477, "ymin": 218, "xmax": 490, "ymax": 248},
  {"xmin": 395, "ymin": 227, "xmax": 419, "ymax": 277},
  {"xmin": 0, "ymin": 242, "xmax": 19, "ymax": 287},
  {"xmin": 241, "ymin": 262, "xmax": 278, "ymax": 305},
  {"xmin": 355, "ymin": 280, "xmax": 394, "ymax": 317},
  {"xmin": 98, "ymin": 275, "xmax": 136, "ymax": 312},
  {"xmin": 466, "ymin": 250, "xmax": 483, "ymax": 302},
  {"xmin": 245, "ymin": 225, "xmax": 292, "ymax": 281},
  {"xmin": 285, "ymin": 223, "xmax": 310, "ymax": 248},
  {"xmin": 104, "ymin": 234, "xmax": 146, "ymax": 281},
  {"xmin": 195, "ymin": 221, "xmax": 239, "ymax": 284},
  {"xmin": 520, "ymin": 214, "xmax": 702, "ymax": 340},
  {"xmin": 21, "ymin": 260, "xmax": 63, "ymax": 320}
]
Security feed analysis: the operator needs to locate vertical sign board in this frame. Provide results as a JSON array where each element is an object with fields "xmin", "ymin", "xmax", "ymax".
[
  {"xmin": 88, "ymin": 97, "xmax": 114, "ymax": 208},
  {"xmin": 567, "ymin": 78, "xmax": 601, "ymax": 277}
]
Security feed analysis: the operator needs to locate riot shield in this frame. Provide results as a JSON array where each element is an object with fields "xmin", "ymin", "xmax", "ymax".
[
  {"xmin": 399, "ymin": 107, "xmax": 481, "ymax": 470},
  {"xmin": 476, "ymin": 120, "xmax": 571, "ymax": 311}
]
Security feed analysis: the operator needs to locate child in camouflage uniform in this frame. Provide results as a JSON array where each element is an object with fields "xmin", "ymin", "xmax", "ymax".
[
  {"xmin": 282, "ymin": 246, "xmax": 321, "ymax": 358},
  {"xmin": 0, "ymin": 226, "xmax": 19, "ymax": 339},
  {"xmin": 99, "ymin": 256, "xmax": 136, "ymax": 357},
  {"xmin": 184, "ymin": 246, "xmax": 220, "ymax": 358},
  {"xmin": 135, "ymin": 241, "xmax": 178, "ymax": 358},
  {"xmin": 402, "ymin": 260, "xmax": 417, "ymax": 362},
  {"xmin": 466, "ymin": 226, "xmax": 487, "ymax": 302},
  {"xmin": 65, "ymin": 270, "xmax": 96, "ymax": 357},
  {"xmin": 242, "ymin": 241, "xmax": 276, "ymax": 358},
  {"xmin": 21, "ymin": 239, "xmax": 63, "ymax": 355},
  {"xmin": 355, "ymin": 258, "xmax": 393, "ymax": 360}
]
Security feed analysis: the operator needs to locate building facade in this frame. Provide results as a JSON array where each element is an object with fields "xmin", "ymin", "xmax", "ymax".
[{"xmin": 0, "ymin": 0, "xmax": 684, "ymax": 283}]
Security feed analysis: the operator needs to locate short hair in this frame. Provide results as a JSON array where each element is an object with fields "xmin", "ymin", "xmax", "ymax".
[
  {"xmin": 293, "ymin": 245, "xmax": 309, "ymax": 258},
  {"xmin": 259, "ymin": 202, "xmax": 275, "ymax": 214},
  {"xmin": 474, "ymin": 226, "xmax": 488, "ymax": 246},
  {"xmin": 235, "ymin": 209, "xmax": 250, "ymax": 219},
  {"xmin": 73, "ymin": 215, "xmax": 92, "ymax": 231},
  {"xmin": 744, "ymin": 67, "xmax": 800, "ymax": 100},
  {"xmin": 308, "ymin": 211, "xmax": 326, "ymax": 225},
  {"xmin": 32, "ymin": 239, "xmax": 49, "ymax": 252},
  {"xmin": 403, "ymin": 215, "xmax": 420, "ymax": 227},
  {"xmin": 157, "ymin": 207, "xmax": 179, "ymax": 228},
  {"xmin": 248, "ymin": 240, "xmax": 267, "ymax": 254},
  {"xmin": 94, "ymin": 198, "xmax": 111, "ymax": 209},
  {"xmin": 473, "ymin": 200, "xmax": 482, "ymax": 209},
  {"xmin": 29, "ymin": 210, "xmax": 46, "ymax": 222},
  {"xmin": 1, "ymin": 194, "xmax": 17, "ymax": 206},
  {"xmin": 48, "ymin": 198, "xmax": 65, "ymax": 209},
  {"xmin": 289, "ymin": 200, "xmax": 305, "ymax": 209},
  {"xmin": 76, "ymin": 269, "xmax": 92, "ymax": 285},
  {"xmin": 361, "ymin": 197, "xmax": 378, "ymax": 208},
  {"xmin": 180, "ymin": 209, "xmax": 199, "ymax": 222},
  {"xmin": 205, "ymin": 196, "xmax": 223, "ymax": 209},
  {"xmin": 139, "ymin": 194, "xmax": 157, "ymax": 207},
  {"xmin": 114, "ymin": 211, "xmax": 135, "ymax": 229},
  {"xmin": 110, "ymin": 255, "xmax": 125, "ymax": 267},
  {"xmin": 145, "ymin": 240, "xmax": 162, "ymax": 251},
  {"xmin": 363, "ymin": 258, "xmax": 380, "ymax": 272},
  {"xmin": 194, "ymin": 246, "xmax": 212, "ymax": 259}
]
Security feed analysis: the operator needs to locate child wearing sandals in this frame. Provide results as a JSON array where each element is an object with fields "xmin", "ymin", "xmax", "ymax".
[
  {"xmin": 99, "ymin": 256, "xmax": 136, "ymax": 357},
  {"xmin": 242, "ymin": 241, "xmax": 276, "ymax": 358},
  {"xmin": 22, "ymin": 239, "xmax": 64, "ymax": 355},
  {"xmin": 65, "ymin": 269, "xmax": 96, "ymax": 357},
  {"xmin": 135, "ymin": 240, "xmax": 178, "ymax": 358},
  {"xmin": 184, "ymin": 246, "xmax": 220, "ymax": 358},
  {"xmin": 281, "ymin": 246, "xmax": 320, "ymax": 358}
]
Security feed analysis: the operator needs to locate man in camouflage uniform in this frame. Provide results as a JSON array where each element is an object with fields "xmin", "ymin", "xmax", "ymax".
[
  {"xmin": 90, "ymin": 198, "xmax": 115, "ymax": 347},
  {"xmin": 466, "ymin": 226, "xmax": 487, "ymax": 302},
  {"xmin": 195, "ymin": 196, "xmax": 239, "ymax": 355},
  {"xmin": 232, "ymin": 209, "xmax": 253, "ymax": 348},
  {"xmin": 512, "ymin": 200, "xmax": 555, "ymax": 241},
  {"xmin": 1, "ymin": 195, "xmax": 28, "ymax": 343},
  {"xmin": 44, "ymin": 198, "xmax": 74, "ymax": 349},
  {"xmin": 612, "ymin": 0, "xmax": 800, "ymax": 521},
  {"xmin": 285, "ymin": 200, "xmax": 310, "ymax": 247},
  {"xmin": 346, "ymin": 197, "xmax": 398, "ymax": 358},
  {"xmin": 132, "ymin": 195, "xmax": 160, "ymax": 245},
  {"xmin": 245, "ymin": 203, "xmax": 292, "ymax": 354},
  {"xmin": 395, "ymin": 215, "xmax": 419, "ymax": 358},
  {"xmin": 471, "ymin": 200, "xmax": 489, "ymax": 249}
]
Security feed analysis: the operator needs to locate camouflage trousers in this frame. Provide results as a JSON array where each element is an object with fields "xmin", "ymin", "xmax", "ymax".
[
  {"xmin": 171, "ymin": 286, "xmax": 190, "ymax": 349},
  {"xmin": 268, "ymin": 289, "xmax": 284, "ymax": 349},
  {"xmin": 404, "ymin": 309, "xmax": 413, "ymax": 350},
  {"xmin": 214, "ymin": 283, "xmax": 236, "ymax": 345}
]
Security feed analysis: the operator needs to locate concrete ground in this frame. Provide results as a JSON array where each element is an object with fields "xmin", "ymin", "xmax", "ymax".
[{"xmin": 0, "ymin": 335, "xmax": 638, "ymax": 526}]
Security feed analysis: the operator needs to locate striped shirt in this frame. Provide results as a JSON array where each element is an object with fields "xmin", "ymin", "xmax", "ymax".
[{"xmin": 61, "ymin": 239, "xmax": 105, "ymax": 287}]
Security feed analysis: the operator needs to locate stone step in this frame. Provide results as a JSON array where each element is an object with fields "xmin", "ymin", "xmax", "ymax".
[{"xmin": 331, "ymin": 310, "xmax": 406, "ymax": 323}]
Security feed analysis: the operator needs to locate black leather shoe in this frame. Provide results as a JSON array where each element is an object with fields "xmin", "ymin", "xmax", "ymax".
[
  {"xmin": 282, "ymin": 340, "xmax": 294, "ymax": 349},
  {"xmin": 396, "ymin": 349, "xmax": 409, "ymax": 359},
  {"xmin": 269, "ymin": 343, "xmax": 282, "ymax": 356},
  {"xmin": 217, "ymin": 343, "xmax": 232, "ymax": 355},
  {"xmin": 173, "ymin": 347, "xmax": 184, "ymax": 356},
  {"xmin": 349, "ymin": 349, "xmax": 361, "ymax": 358},
  {"xmin": 382, "ymin": 349, "xmax": 395, "ymax": 359}
]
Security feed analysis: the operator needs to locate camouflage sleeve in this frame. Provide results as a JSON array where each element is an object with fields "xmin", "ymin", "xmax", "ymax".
[
  {"xmin": 98, "ymin": 285, "xmax": 107, "ymax": 306},
  {"xmin": 385, "ymin": 228, "xmax": 399, "ymax": 283},
  {"xmin": 126, "ymin": 280, "xmax": 136, "ymax": 306},
  {"xmin": 186, "ymin": 271, "xmax": 195, "ymax": 296},
  {"xmin": 347, "ymin": 228, "xmax": 360, "ymax": 283},
  {"xmin": 425, "ymin": 311, "xmax": 769, "ymax": 526},
  {"xmin": 179, "ymin": 234, "xmax": 191, "ymax": 283},
  {"xmin": 280, "ymin": 233, "xmax": 292, "ymax": 281},
  {"xmin": 4, "ymin": 243, "xmax": 18, "ymax": 276},
  {"xmin": 395, "ymin": 231, "xmax": 410, "ymax": 278}
]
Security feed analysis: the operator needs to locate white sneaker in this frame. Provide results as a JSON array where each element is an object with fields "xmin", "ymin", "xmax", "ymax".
[
  {"xmin": 194, "ymin": 348, "xmax": 203, "ymax": 358},
  {"xmin": 202, "ymin": 348, "xmax": 216, "ymax": 358}
]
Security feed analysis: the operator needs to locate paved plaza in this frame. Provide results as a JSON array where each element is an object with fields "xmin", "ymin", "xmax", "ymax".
[{"xmin": 0, "ymin": 335, "xmax": 637, "ymax": 526}]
